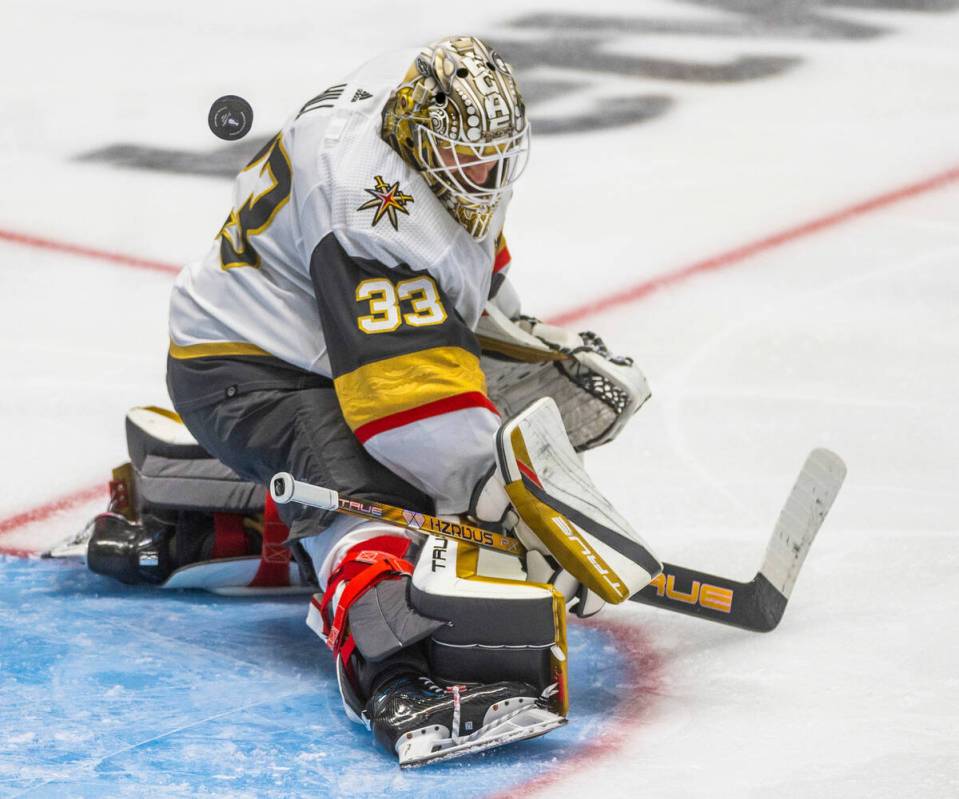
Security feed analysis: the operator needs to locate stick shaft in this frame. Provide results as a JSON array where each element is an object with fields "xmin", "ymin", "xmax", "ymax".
[
  {"xmin": 271, "ymin": 473, "xmax": 523, "ymax": 556},
  {"xmin": 336, "ymin": 497, "xmax": 524, "ymax": 555}
]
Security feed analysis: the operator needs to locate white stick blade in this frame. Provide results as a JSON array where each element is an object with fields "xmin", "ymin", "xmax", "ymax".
[{"xmin": 760, "ymin": 448, "xmax": 847, "ymax": 598}]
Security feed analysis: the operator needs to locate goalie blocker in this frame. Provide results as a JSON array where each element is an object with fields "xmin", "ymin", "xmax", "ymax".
[{"xmin": 473, "ymin": 397, "xmax": 662, "ymax": 607}]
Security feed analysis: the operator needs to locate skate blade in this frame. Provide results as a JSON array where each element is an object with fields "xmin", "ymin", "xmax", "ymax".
[
  {"xmin": 397, "ymin": 706, "xmax": 566, "ymax": 768},
  {"xmin": 41, "ymin": 520, "xmax": 95, "ymax": 560}
]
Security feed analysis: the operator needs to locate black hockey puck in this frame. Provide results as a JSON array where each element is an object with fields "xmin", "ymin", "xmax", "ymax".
[{"xmin": 208, "ymin": 95, "xmax": 253, "ymax": 140}]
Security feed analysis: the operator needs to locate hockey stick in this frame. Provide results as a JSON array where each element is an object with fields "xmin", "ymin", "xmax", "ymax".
[
  {"xmin": 630, "ymin": 449, "xmax": 846, "ymax": 632},
  {"xmin": 270, "ymin": 448, "xmax": 845, "ymax": 633}
]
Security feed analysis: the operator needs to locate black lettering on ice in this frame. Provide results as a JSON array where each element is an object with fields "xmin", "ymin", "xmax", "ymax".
[{"xmin": 77, "ymin": 1, "xmax": 959, "ymax": 173}]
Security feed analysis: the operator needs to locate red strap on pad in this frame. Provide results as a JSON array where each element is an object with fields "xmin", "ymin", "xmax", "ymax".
[
  {"xmin": 325, "ymin": 554, "xmax": 412, "ymax": 653},
  {"xmin": 211, "ymin": 513, "xmax": 249, "ymax": 559},
  {"xmin": 249, "ymin": 493, "xmax": 291, "ymax": 588},
  {"xmin": 317, "ymin": 536, "xmax": 414, "ymax": 681}
]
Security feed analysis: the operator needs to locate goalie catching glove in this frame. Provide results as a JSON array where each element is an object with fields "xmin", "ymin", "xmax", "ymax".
[
  {"xmin": 477, "ymin": 303, "xmax": 651, "ymax": 451},
  {"xmin": 471, "ymin": 397, "xmax": 662, "ymax": 614}
]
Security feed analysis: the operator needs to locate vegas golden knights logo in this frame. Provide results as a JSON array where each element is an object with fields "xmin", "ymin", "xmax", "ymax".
[{"xmin": 357, "ymin": 176, "xmax": 414, "ymax": 230}]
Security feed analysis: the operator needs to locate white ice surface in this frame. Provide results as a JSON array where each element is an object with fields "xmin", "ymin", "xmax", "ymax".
[{"xmin": 1, "ymin": 0, "xmax": 958, "ymax": 796}]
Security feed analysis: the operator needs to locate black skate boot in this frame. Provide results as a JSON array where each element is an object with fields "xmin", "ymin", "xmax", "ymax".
[
  {"xmin": 366, "ymin": 674, "xmax": 566, "ymax": 767},
  {"xmin": 86, "ymin": 512, "xmax": 175, "ymax": 585}
]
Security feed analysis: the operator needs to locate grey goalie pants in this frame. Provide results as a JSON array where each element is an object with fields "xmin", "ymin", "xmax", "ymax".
[{"xmin": 166, "ymin": 355, "xmax": 432, "ymax": 542}]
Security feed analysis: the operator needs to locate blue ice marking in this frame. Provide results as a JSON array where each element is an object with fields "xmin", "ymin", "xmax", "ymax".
[{"xmin": 0, "ymin": 557, "xmax": 633, "ymax": 798}]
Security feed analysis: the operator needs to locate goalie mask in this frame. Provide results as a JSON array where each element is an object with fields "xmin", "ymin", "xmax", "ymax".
[{"xmin": 382, "ymin": 35, "xmax": 530, "ymax": 240}]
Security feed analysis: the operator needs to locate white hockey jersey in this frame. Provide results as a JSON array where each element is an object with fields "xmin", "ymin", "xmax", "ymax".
[{"xmin": 169, "ymin": 50, "xmax": 514, "ymax": 513}]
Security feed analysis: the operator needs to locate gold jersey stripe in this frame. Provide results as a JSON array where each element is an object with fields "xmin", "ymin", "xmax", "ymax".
[
  {"xmin": 168, "ymin": 340, "xmax": 273, "ymax": 360},
  {"xmin": 334, "ymin": 345, "xmax": 488, "ymax": 432}
]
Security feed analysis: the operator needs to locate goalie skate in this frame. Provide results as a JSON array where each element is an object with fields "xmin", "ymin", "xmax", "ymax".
[
  {"xmin": 367, "ymin": 675, "xmax": 566, "ymax": 767},
  {"xmin": 42, "ymin": 518, "xmax": 96, "ymax": 561},
  {"xmin": 397, "ymin": 703, "xmax": 566, "ymax": 767}
]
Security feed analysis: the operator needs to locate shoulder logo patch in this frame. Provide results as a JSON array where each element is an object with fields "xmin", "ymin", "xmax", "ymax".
[
  {"xmin": 351, "ymin": 88, "xmax": 373, "ymax": 102},
  {"xmin": 356, "ymin": 176, "xmax": 414, "ymax": 231}
]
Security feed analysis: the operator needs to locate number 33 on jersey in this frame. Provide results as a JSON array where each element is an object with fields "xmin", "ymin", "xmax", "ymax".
[
  {"xmin": 356, "ymin": 276, "xmax": 447, "ymax": 334},
  {"xmin": 219, "ymin": 133, "xmax": 292, "ymax": 271}
]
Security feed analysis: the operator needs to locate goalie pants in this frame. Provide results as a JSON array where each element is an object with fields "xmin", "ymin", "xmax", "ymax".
[{"xmin": 166, "ymin": 354, "xmax": 432, "ymax": 543}]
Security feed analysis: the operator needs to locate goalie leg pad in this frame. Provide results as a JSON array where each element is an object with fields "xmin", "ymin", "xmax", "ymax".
[
  {"xmin": 410, "ymin": 534, "xmax": 569, "ymax": 715},
  {"xmin": 498, "ymin": 397, "xmax": 662, "ymax": 603}
]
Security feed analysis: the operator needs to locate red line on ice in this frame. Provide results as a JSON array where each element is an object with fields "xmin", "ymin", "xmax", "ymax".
[
  {"xmin": 0, "ymin": 483, "xmax": 106, "ymax": 556},
  {"xmin": 487, "ymin": 618, "xmax": 665, "ymax": 799},
  {"xmin": 1, "ymin": 163, "xmax": 957, "ymax": 560},
  {"xmin": 0, "ymin": 165, "xmax": 955, "ymax": 313},
  {"xmin": 549, "ymin": 164, "xmax": 959, "ymax": 326},
  {"xmin": 0, "ymin": 228, "xmax": 180, "ymax": 276}
]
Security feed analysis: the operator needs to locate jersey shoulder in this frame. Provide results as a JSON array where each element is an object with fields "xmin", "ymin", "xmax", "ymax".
[
  {"xmin": 284, "ymin": 48, "xmax": 417, "ymax": 183},
  {"xmin": 285, "ymin": 50, "xmax": 470, "ymax": 267},
  {"xmin": 329, "ymin": 127, "xmax": 465, "ymax": 265},
  {"xmin": 329, "ymin": 135, "xmax": 502, "ymax": 330},
  {"xmin": 285, "ymin": 50, "xmax": 502, "ymax": 323}
]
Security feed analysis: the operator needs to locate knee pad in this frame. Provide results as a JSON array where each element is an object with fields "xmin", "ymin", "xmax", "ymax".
[
  {"xmin": 410, "ymin": 534, "xmax": 569, "ymax": 714},
  {"xmin": 303, "ymin": 525, "xmax": 444, "ymax": 722}
]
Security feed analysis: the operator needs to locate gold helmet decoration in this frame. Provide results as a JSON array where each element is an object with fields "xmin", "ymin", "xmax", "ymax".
[{"xmin": 382, "ymin": 35, "xmax": 530, "ymax": 240}]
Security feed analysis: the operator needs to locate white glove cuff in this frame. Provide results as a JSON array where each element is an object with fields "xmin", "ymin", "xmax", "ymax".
[{"xmin": 469, "ymin": 466, "xmax": 517, "ymax": 529}]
